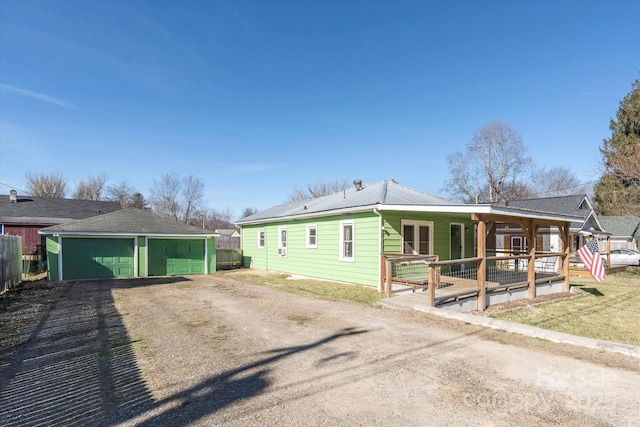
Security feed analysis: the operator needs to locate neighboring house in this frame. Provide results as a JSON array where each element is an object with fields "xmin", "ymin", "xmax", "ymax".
[
  {"xmin": 494, "ymin": 194, "xmax": 606, "ymax": 254},
  {"xmin": 237, "ymin": 180, "xmax": 580, "ymax": 289},
  {"xmin": 0, "ymin": 190, "xmax": 121, "ymax": 255},
  {"xmin": 214, "ymin": 228, "xmax": 241, "ymax": 249},
  {"xmin": 599, "ymin": 216, "xmax": 640, "ymax": 251},
  {"xmin": 39, "ymin": 209, "xmax": 217, "ymax": 281}
]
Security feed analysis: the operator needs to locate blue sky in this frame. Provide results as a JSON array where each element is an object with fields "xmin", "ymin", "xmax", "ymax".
[{"xmin": 1, "ymin": 0, "xmax": 638, "ymax": 219}]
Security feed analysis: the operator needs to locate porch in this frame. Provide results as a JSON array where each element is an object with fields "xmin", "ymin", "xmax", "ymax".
[
  {"xmin": 382, "ymin": 253, "xmax": 566, "ymax": 312},
  {"xmin": 380, "ymin": 212, "xmax": 573, "ymax": 313}
]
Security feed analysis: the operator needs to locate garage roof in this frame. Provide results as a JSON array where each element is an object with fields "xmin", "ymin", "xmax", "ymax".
[{"xmin": 39, "ymin": 208, "xmax": 217, "ymax": 237}]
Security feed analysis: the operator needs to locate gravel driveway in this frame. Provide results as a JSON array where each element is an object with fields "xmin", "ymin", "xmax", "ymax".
[{"xmin": 1, "ymin": 273, "xmax": 639, "ymax": 426}]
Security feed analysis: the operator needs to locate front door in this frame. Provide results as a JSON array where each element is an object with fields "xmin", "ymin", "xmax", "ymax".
[{"xmin": 450, "ymin": 223, "xmax": 464, "ymax": 272}]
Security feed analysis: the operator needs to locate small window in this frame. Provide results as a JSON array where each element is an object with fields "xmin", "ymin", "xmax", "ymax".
[
  {"xmin": 257, "ymin": 230, "xmax": 265, "ymax": 248},
  {"xmin": 340, "ymin": 221, "xmax": 354, "ymax": 262},
  {"xmin": 306, "ymin": 224, "xmax": 317, "ymax": 248},
  {"xmin": 278, "ymin": 227, "xmax": 287, "ymax": 257}
]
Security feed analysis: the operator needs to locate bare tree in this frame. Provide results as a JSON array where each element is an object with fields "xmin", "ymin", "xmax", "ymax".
[
  {"xmin": 182, "ymin": 175, "xmax": 205, "ymax": 224},
  {"xmin": 150, "ymin": 173, "xmax": 182, "ymax": 221},
  {"xmin": 73, "ymin": 174, "xmax": 108, "ymax": 200},
  {"xmin": 531, "ymin": 167, "xmax": 590, "ymax": 197},
  {"xmin": 287, "ymin": 177, "xmax": 349, "ymax": 202},
  {"xmin": 201, "ymin": 207, "xmax": 235, "ymax": 230},
  {"xmin": 25, "ymin": 171, "xmax": 68, "ymax": 198},
  {"xmin": 241, "ymin": 207, "xmax": 258, "ymax": 218},
  {"xmin": 107, "ymin": 179, "xmax": 136, "ymax": 207},
  {"xmin": 443, "ymin": 120, "xmax": 534, "ymax": 203},
  {"xmin": 149, "ymin": 173, "xmax": 205, "ymax": 223}
]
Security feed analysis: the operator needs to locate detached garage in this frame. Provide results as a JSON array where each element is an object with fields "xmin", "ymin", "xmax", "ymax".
[{"xmin": 40, "ymin": 209, "xmax": 217, "ymax": 281}]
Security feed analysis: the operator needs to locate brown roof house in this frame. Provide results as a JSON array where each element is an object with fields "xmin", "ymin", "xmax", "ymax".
[{"xmin": 0, "ymin": 190, "xmax": 121, "ymax": 255}]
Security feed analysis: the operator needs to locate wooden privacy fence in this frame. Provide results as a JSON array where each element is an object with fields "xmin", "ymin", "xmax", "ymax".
[
  {"xmin": 384, "ymin": 251, "xmax": 567, "ymax": 311},
  {"xmin": 216, "ymin": 249, "xmax": 243, "ymax": 270},
  {"xmin": 1, "ymin": 235, "xmax": 22, "ymax": 294}
]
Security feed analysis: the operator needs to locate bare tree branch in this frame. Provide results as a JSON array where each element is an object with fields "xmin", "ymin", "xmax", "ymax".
[
  {"xmin": 73, "ymin": 173, "xmax": 108, "ymax": 200},
  {"xmin": 24, "ymin": 171, "xmax": 68, "ymax": 198},
  {"xmin": 443, "ymin": 121, "xmax": 534, "ymax": 203}
]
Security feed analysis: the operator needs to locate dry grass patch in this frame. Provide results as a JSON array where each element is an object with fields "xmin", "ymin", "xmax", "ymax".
[
  {"xmin": 490, "ymin": 269, "xmax": 640, "ymax": 346},
  {"xmin": 221, "ymin": 270, "xmax": 385, "ymax": 304}
]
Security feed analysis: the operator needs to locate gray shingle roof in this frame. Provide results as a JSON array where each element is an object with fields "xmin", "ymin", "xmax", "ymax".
[
  {"xmin": 238, "ymin": 180, "xmax": 461, "ymax": 223},
  {"xmin": 599, "ymin": 216, "xmax": 640, "ymax": 237},
  {"xmin": 0, "ymin": 195, "xmax": 121, "ymax": 225},
  {"xmin": 505, "ymin": 195, "xmax": 591, "ymax": 218},
  {"xmin": 39, "ymin": 209, "xmax": 216, "ymax": 236},
  {"xmin": 504, "ymin": 194, "xmax": 602, "ymax": 231}
]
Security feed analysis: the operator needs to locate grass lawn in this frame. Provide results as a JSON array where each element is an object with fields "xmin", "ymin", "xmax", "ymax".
[
  {"xmin": 490, "ymin": 268, "xmax": 640, "ymax": 346},
  {"xmin": 221, "ymin": 271, "xmax": 386, "ymax": 304}
]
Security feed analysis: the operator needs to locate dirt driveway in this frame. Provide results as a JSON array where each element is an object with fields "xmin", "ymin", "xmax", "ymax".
[{"xmin": 1, "ymin": 273, "xmax": 639, "ymax": 426}]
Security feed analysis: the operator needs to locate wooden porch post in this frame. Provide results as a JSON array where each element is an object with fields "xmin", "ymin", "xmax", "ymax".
[
  {"xmin": 385, "ymin": 258, "xmax": 393, "ymax": 297},
  {"xmin": 477, "ymin": 217, "xmax": 486, "ymax": 312},
  {"xmin": 607, "ymin": 236, "xmax": 611, "ymax": 268},
  {"xmin": 527, "ymin": 221, "xmax": 537, "ymax": 298},
  {"xmin": 561, "ymin": 223, "xmax": 570, "ymax": 292},
  {"xmin": 428, "ymin": 265, "xmax": 436, "ymax": 307}
]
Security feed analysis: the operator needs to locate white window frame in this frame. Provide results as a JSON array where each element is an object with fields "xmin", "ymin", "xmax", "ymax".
[
  {"xmin": 257, "ymin": 229, "xmax": 265, "ymax": 248},
  {"xmin": 278, "ymin": 226, "xmax": 287, "ymax": 258},
  {"xmin": 339, "ymin": 220, "xmax": 355, "ymax": 262},
  {"xmin": 306, "ymin": 224, "xmax": 317, "ymax": 249},
  {"xmin": 401, "ymin": 220, "xmax": 434, "ymax": 255}
]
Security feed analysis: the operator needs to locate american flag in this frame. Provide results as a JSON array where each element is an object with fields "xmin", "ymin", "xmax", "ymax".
[{"xmin": 576, "ymin": 245, "xmax": 606, "ymax": 282}]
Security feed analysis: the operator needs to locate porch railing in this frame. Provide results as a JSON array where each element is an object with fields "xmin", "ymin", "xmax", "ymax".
[{"xmin": 383, "ymin": 251, "xmax": 568, "ymax": 311}]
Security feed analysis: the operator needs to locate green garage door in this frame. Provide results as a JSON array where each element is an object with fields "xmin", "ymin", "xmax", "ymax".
[
  {"xmin": 148, "ymin": 239, "xmax": 205, "ymax": 276},
  {"xmin": 62, "ymin": 238, "xmax": 134, "ymax": 280}
]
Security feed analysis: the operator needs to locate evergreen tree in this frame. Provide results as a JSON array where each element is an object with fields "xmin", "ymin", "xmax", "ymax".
[{"xmin": 594, "ymin": 78, "xmax": 640, "ymax": 215}]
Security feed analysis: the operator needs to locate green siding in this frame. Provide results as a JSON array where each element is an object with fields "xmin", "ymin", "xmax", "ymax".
[
  {"xmin": 381, "ymin": 212, "xmax": 476, "ymax": 260},
  {"xmin": 148, "ymin": 239, "xmax": 205, "ymax": 276},
  {"xmin": 62, "ymin": 238, "xmax": 134, "ymax": 280},
  {"xmin": 45, "ymin": 235, "xmax": 59, "ymax": 281},
  {"xmin": 137, "ymin": 236, "xmax": 146, "ymax": 276},
  {"xmin": 241, "ymin": 210, "xmax": 479, "ymax": 287},
  {"xmin": 242, "ymin": 212, "xmax": 381, "ymax": 287},
  {"xmin": 207, "ymin": 237, "xmax": 216, "ymax": 273}
]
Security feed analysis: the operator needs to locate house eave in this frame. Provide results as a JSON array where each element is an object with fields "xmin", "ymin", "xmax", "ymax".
[{"xmin": 237, "ymin": 203, "xmax": 583, "ymax": 226}]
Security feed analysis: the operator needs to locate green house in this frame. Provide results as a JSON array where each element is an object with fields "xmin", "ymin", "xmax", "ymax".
[
  {"xmin": 238, "ymin": 180, "xmax": 579, "ymax": 290},
  {"xmin": 40, "ymin": 209, "xmax": 217, "ymax": 281}
]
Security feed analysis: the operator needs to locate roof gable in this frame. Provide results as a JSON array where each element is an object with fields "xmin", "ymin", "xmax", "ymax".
[
  {"xmin": 506, "ymin": 194, "xmax": 603, "ymax": 232},
  {"xmin": 39, "ymin": 209, "xmax": 216, "ymax": 236}
]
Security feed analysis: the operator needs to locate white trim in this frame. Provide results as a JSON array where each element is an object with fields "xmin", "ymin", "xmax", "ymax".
[
  {"xmin": 134, "ymin": 237, "xmax": 139, "ymax": 277},
  {"xmin": 236, "ymin": 204, "xmax": 582, "ymax": 226},
  {"xmin": 278, "ymin": 226, "xmax": 288, "ymax": 258},
  {"xmin": 401, "ymin": 219, "xmax": 434, "ymax": 255},
  {"xmin": 339, "ymin": 220, "xmax": 355, "ymax": 262},
  {"xmin": 306, "ymin": 224, "xmax": 318, "ymax": 248},
  {"xmin": 58, "ymin": 235, "xmax": 63, "ymax": 281},
  {"xmin": 204, "ymin": 238, "xmax": 209, "ymax": 275},
  {"xmin": 145, "ymin": 236, "xmax": 149, "ymax": 276},
  {"xmin": 258, "ymin": 229, "xmax": 265, "ymax": 248},
  {"xmin": 373, "ymin": 208, "xmax": 383, "ymax": 291}
]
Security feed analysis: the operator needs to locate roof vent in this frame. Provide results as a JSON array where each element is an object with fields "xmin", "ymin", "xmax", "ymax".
[
  {"xmin": 9, "ymin": 189, "xmax": 17, "ymax": 203},
  {"xmin": 353, "ymin": 179, "xmax": 363, "ymax": 191}
]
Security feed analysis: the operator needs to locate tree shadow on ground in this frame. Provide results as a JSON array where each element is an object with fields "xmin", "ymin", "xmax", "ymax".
[{"xmin": 0, "ymin": 278, "xmax": 368, "ymax": 426}]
